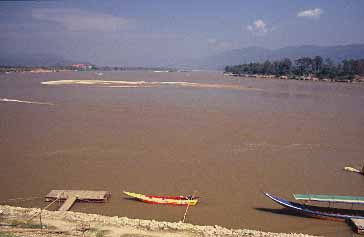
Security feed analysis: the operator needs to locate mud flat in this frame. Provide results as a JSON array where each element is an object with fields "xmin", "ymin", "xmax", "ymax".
[{"xmin": 0, "ymin": 205, "xmax": 317, "ymax": 237}]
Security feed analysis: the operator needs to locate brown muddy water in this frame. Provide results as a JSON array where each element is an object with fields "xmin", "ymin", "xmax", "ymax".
[{"xmin": 0, "ymin": 71, "xmax": 363, "ymax": 236}]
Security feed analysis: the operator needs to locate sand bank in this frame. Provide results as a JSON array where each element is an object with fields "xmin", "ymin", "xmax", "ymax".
[
  {"xmin": 0, "ymin": 98, "xmax": 54, "ymax": 105},
  {"xmin": 0, "ymin": 205, "xmax": 317, "ymax": 237},
  {"xmin": 41, "ymin": 80, "xmax": 263, "ymax": 91}
]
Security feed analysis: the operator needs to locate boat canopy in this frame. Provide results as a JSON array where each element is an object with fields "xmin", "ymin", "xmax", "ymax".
[{"xmin": 294, "ymin": 194, "xmax": 364, "ymax": 205}]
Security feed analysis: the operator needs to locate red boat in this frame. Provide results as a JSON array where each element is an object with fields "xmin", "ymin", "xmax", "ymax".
[{"xmin": 123, "ymin": 191, "xmax": 198, "ymax": 206}]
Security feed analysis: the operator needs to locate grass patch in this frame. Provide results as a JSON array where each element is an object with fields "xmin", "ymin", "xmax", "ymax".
[
  {"xmin": 0, "ymin": 231, "xmax": 19, "ymax": 237},
  {"xmin": 89, "ymin": 228, "xmax": 110, "ymax": 237},
  {"xmin": 120, "ymin": 235, "xmax": 152, "ymax": 237},
  {"xmin": 96, "ymin": 230, "xmax": 110, "ymax": 237},
  {"xmin": 10, "ymin": 220, "xmax": 49, "ymax": 229}
]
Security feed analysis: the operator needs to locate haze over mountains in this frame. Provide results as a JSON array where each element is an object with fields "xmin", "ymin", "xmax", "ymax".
[
  {"xmin": 202, "ymin": 44, "xmax": 364, "ymax": 69},
  {"xmin": 1, "ymin": 44, "xmax": 364, "ymax": 69},
  {"xmin": 0, "ymin": 53, "xmax": 76, "ymax": 67}
]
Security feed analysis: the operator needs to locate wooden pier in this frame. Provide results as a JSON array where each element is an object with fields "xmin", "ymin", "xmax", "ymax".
[
  {"xmin": 45, "ymin": 190, "xmax": 111, "ymax": 211},
  {"xmin": 350, "ymin": 218, "xmax": 364, "ymax": 234}
]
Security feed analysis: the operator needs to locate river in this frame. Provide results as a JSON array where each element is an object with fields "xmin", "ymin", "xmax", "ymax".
[{"xmin": 0, "ymin": 71, "xmax": 363, "ymax": 236}]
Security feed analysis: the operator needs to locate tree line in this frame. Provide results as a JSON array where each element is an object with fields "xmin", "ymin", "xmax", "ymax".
[{"xmin": 225, "ymin": 56, "xmax": 364, "ymax": 81}]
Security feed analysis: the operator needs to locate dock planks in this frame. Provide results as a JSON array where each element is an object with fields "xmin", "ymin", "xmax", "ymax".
[
  {"xmin": 46, "ymin": 190, "xmax": 110, "ymax": 202},
  {"xmin": 58, "ymin": 196, "xmax": 77, "ymax": 211},
  {"xmin": 45, "ymin": 190, "xmax": 111, "ymax": 211}
]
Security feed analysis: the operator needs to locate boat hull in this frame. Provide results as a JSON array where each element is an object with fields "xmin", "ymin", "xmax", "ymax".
[
  {"xmin": 264, "ymin": 192, "xmax": 364, "ymax": 221},
  {"xmin": 123, "ymin": 191, "xmax": 198, "ymax": 206}
]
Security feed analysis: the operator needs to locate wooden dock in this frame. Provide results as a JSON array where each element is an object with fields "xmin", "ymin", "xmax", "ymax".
[
  {"xmin": 350, "ymin": 218, "xmax": 364, "ymax": 234},
  {"xmin": 45, "ymin": 190, "xmax": 111, "ymax": 211},
  {"xmin": 58, "ymin": 196, "xmax": 78, "ymax": 211}
]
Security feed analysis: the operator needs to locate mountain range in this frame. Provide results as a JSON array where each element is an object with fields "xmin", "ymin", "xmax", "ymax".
[
  {"xmin": 202, "ymin": 44, "xmax": 364, "ymax": 69},
  {"xmin": 1, "ymin": 44, "xmax": 363, "ymax": 69},
  {"xmin": 0, "ymin": 53, "xmax": 77, "ymax": 67}
]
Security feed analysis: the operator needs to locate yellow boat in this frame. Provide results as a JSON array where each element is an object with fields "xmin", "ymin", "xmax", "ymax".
[{"xmin": 123, "ymin": 191, "xmax": 198, "ymax": 206}]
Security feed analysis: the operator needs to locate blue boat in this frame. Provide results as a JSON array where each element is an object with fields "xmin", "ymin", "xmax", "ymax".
[{"xmin": 264, "ymin": 192, "xmax": 364, "ymax": 221}]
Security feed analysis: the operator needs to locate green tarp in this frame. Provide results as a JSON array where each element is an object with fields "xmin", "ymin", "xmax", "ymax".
[{"xmin": 294, "ymin": 194, "xmax": 364, "ymax": 204}]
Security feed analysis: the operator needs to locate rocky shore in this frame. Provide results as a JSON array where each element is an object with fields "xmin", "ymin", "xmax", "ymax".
[{"xmin": 0, "ymin": 205, "xmax": 318, "ymax": 237}]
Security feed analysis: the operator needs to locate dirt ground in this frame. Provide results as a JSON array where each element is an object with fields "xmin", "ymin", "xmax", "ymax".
[{"xmin": 0, "ymin": 205, "xmax": 318, "ymax": 237}]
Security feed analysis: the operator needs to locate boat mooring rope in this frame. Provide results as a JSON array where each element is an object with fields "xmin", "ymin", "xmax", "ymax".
[{"xmin": 182, "ymin": 190, "xmax": 198, "ymax": 223}]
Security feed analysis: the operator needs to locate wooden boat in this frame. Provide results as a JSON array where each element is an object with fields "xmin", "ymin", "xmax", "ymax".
[
  {"xmin": 264, "ymin": 192, "xmax": 364, "ymax": 221},
  {"xmin": 123, "ymin": 191, "xmax": 198, "ymax": 206}
]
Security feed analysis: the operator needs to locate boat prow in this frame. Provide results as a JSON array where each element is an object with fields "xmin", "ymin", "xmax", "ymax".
[{"xmin": 264, "ymin": 192, "xmax": 364, "ymax": 221}]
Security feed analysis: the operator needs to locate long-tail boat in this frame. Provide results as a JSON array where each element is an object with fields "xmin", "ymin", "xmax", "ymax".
[
  {"xmin": 264, "ymin": 192, "xmax": 364, "ymax": 221},
  {"xmin": 123, "ymin": 191, "xmax": 198, "ymax": 206}
]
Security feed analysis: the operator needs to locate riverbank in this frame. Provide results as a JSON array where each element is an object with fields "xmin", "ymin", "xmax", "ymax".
[
  {"xmin": 0, "ymin": 205, "xmax": 317, "ymax": 237},
  {"xmin": 224, "ymin": 72, "xmax": 364, "ymax": 83}
]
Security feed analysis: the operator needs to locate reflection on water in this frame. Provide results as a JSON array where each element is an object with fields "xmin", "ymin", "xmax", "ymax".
[{"xmin": 0, "ymin": 71, "xmax": 364, "ymax": 236}]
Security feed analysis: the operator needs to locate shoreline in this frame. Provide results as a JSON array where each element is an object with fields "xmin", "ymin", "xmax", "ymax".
[
  {"xmin": 224, "ymin": 73, "xmax": 364, "ymax": 83},
  {"xmin": 0, "ymin": 205, "xmax": 318, "ymax": 237}
]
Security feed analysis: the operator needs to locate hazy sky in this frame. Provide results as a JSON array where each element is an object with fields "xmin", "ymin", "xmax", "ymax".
[{"xmin": 1, "ymin": 0, "xmax": 364, "ymax": 66}]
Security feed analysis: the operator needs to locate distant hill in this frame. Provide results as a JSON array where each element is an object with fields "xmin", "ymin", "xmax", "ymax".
[
  {"xmin": 202, "ymin": 44, "xmax": 364, "ymax": 69},
  {"xmin": 0, "ymin": 53, "xmax": 78, "ymax": 67},
  {"xmin": 2, "ymin": 44, "xmax": 363, "ymax": 69}
]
